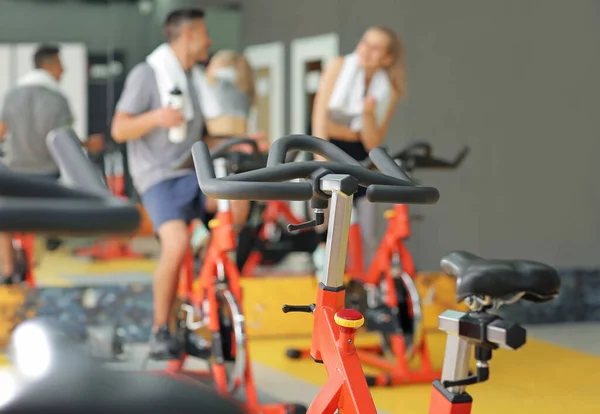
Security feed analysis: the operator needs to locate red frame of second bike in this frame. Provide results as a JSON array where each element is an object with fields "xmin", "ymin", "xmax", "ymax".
[
  {"xmin": 297, "ymin": 262, "xmax": 474, "ymax": 414},
  {"xmin": 166, "ymin": 210, "xmax": 291, "ymax": 414}
]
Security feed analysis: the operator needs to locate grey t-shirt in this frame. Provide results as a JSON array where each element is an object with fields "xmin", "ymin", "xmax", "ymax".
[
  {"xmin": 116, "ymin": 62, "xmax": 204, "ymax": 195},
  {"xmin": 0, "ymin": 85, "xmax": 73, "ymax": 174}
]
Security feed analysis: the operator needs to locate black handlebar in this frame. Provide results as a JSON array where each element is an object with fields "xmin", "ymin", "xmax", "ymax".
[
  {"xmin": 362, "ymin": 140, "xmax": 469, "ymax": 172},
  {"xmin": 209, "ymin": 137, "xmax": 260, "ymax": 159},
  {"xmin": 0, "ymin": 128, "xmax": 140, "ymax": 235},
  {"xmin": 267, "ymin": 134, "xmax": 361, "ymax": 167},
  {"xmin": 192, "ymin": 135, "xmax": 440, "ymax": 205},
  {"xmin": 193, "ymin": 141, "xmax": 313, "ymax": 200},
  {"xmin": 173, "ymin": 136, "xmax": 266, "ymax": 172}
]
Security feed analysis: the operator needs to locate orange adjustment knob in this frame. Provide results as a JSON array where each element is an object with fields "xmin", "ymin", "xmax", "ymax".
[
  {"xmin": 334, "ymin": 309, "xmax": 365, "ymax": 329},
  {"xmin": 383, "ymin": 209, "xmax": 396, "ymax": 219}
]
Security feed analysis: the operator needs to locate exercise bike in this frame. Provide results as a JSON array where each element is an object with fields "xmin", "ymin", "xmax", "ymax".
[
  {"xmin": 192, "ymin": 134, "xmax": 561, "ymax": 414},
  {"xmin": 286, "ymin": 141, "xmax": 469, "ymax": 387},
  {"xmin": 168, "ymin": 137, "xmax": 306, "ymax": 414}
]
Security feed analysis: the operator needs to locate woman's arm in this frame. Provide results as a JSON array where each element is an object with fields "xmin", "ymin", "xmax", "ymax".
[
  {"xmin": 311, "ymin": 57, "xmax": 344, "ymax": 140},
  {"xmin": 360, "ymin": 91, "xmax": 400, "ymax": 150}
]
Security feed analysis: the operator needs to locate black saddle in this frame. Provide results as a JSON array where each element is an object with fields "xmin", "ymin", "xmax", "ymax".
[{"xmin": 440, "ymin": 251, "xmax": 560, "ymax": 303}]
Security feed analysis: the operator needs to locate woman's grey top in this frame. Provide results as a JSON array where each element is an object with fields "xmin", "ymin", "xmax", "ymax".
[
  {"xmin": 328, "ymin": 110, "xmax": 356, "ymax": 128},
  {"xmin": 206, "ymin": 79, "xmax": 252, "ymax": 118}
]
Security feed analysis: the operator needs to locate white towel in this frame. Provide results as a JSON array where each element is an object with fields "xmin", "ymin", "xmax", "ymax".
[
  {"xmin": 328, "ymin": 52, "xmax": 392, "ymax": 131},
  {"xmin": 146, "ymin": 43, "xmax": 221, "ymax": 121},
  {"xmin": 17, "ymin": 69, "xmax": 63, "ymax": 95}
]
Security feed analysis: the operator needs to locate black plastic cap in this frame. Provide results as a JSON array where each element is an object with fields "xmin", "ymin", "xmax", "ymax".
[
  {"xmin": 365, "ymin": 375, "xmax": 376, "ymax": 387},
  {"xmin": 338, "ymin": 175, "xmax": 359, "ymax": 197},
  {"xmin": 286, "ymin": 349, "xmax": 302, "ymax": 359},
  {"xmin": 286, "ymin": 403, "xmax": 308, "ymax": 414},
  {"xmin": 490, "ymin": 319, "xmax": 527, "ymax": 350},
  {"xmin": 432, "ymin": 380, "xmax": 473, "ymax": 404}
]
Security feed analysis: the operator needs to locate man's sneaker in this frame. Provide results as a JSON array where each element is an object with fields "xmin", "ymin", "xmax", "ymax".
[{"xmin": 148, "ymin": 325, "xmax": 179, "ymax": 360}]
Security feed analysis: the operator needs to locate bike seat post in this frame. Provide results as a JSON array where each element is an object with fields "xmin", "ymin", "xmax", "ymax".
[
  {"xmin": 438, "ymin": 310, "xmax": 472, "ymax": 395},
  {"xmin": 319, "ymin": 174, "xmax": 358, "ymax": 289}
]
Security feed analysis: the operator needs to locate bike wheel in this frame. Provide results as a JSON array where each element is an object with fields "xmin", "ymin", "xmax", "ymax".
[
  {"xmin": 379, "ymin": 273, "xmax": 424, "ymax": 359},
  {"xmin": 215, "ymin": 289, "xmax": 247, "ymax": 396}
]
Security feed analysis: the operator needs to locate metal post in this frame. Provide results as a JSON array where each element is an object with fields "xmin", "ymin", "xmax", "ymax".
[
  {"xmin": 213, "ymin": 158, "xmax": 230, "ymax": 212},
  {"xmin": 440, "ymin": 335, "xmax": 472, "ymax": 395},
  {"xmin": 438, "ymin": 310, "xmax": 472, "ymax": 395},
  {"xmin": 320, "ymin": 174, "xmax": 355, "ymax": 289}
]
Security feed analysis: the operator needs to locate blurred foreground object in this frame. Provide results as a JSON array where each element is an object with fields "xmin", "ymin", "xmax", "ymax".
[{"xmin": 1, "ymin": 319, "xmax": 243, "ymax": 414}]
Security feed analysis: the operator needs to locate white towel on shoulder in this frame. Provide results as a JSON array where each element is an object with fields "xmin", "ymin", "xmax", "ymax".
[
  {"xmin": 146, "ymin": 43, "xmax": 221, "ymax": 121},
  {"xmin": 328, "ymin": 52, "xmax": 392, "ymax": 131},
  {"xmin": 17, "ymin": 69, "xmax": 64, "ymax": 95}
]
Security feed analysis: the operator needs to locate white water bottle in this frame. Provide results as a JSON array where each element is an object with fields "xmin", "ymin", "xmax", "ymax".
[{"xmin": 168, "ymin": 87, "xmax": 187, "ymax": 143}]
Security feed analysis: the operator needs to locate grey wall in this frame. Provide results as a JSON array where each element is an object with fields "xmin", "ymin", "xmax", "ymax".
[
  {"xmin": 241, "ymin": 0, "xmax": 600, "ymax": 269},
  {"xmin": 0, "ymin": 0, "xmax": 155, "ymax": 69}
]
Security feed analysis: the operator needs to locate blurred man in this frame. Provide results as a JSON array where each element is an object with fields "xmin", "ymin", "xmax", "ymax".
[
  {"xmin": 111, "ymin": 8, "xmax": 249, "ymax": 359},
  {"xmin": 0, "ymin": 44, "xmax": 104, "ymax": 285}
]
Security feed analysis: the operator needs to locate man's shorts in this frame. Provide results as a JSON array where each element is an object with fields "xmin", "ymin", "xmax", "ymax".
[{"xmin": 141, "ymin": 173, "xmax": 210, "ymax": 233}]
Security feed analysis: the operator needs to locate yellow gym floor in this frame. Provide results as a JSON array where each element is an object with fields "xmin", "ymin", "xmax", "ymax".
[{"xmin": 1, "ymin": 245, "xmax": 599, "ymax": 413}]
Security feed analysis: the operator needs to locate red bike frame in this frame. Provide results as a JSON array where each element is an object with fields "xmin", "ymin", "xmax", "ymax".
[
  {"xmin": 353, "ymin": 203, "xmax": 440, "ymax": 386},
  {"xmin": 167, "ymin": 203, "xmax": 293, "ymax": 414},
  {"xmin": 284, "ymin": 177, "xmax": 378, "ymax": 414}
]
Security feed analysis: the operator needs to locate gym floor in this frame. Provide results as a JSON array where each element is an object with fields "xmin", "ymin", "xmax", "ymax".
[{"xmin": 1, "ymin": 241, "xmax": 599, "ymax": 414}]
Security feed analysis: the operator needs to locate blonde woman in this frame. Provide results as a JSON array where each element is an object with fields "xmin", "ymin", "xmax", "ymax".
[
  {"xmin": 311, "ymin": 26, "xmax": 407, "ymax": 276},
  {"xmin": 191, "ymin": 50, "xmax": 265, "ymax": 251},
  {"xmin": 203, "ymin": 50, "xmax": 268, "ymax": 150}
]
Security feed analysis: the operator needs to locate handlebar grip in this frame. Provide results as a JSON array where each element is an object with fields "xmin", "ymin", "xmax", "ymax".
[
  {"xmin": 192, "ymin": 142, "xmax": 313, "ymax": 201},
  {"xmin": 368, "ymin": 147, "xmax": 413, "ymax": 182},
  {"xmin": 366, "ymin": 185, "xmax": 440, "ymax": 204},
  {"xmin": 267, "ymin": 134, "xmax": 361, "ymax": 167},
  {"xmin": 210, "ymin": 137, "xmax": 260, "ymax": 159}
]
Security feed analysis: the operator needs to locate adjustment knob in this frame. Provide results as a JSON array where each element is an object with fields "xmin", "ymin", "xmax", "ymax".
[
  {"xmin": 334, "ymin": 309, "xmax": 365, "ymax": 329},
  {"xmin": 383, "ymin": 209, "xmax": 396, "ymax": 219}
]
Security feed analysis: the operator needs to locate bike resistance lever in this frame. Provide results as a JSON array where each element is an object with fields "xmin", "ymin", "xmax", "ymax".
[{"xmin": 287, "ymin": 209, "xmax": 325, "ymax": 233}]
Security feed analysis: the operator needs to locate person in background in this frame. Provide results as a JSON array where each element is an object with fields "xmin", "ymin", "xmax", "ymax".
[
  {"xmin": 111, "ymin": 8, "xmax": 250, "ymax": 360},
  {"xmin": 0, "ymin": 44, "xmax": 103, "ymax": 285},
  {"xmin": 188, "ymin": 49, "xmax": 266, "ymax": 252},
  {"xmin": 311, "ymin": 26, "xmax": 406, "ymax": 277},
  {"xmin": 204, "ymin": 50, "xmax": 256, "ymax": 139}
]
